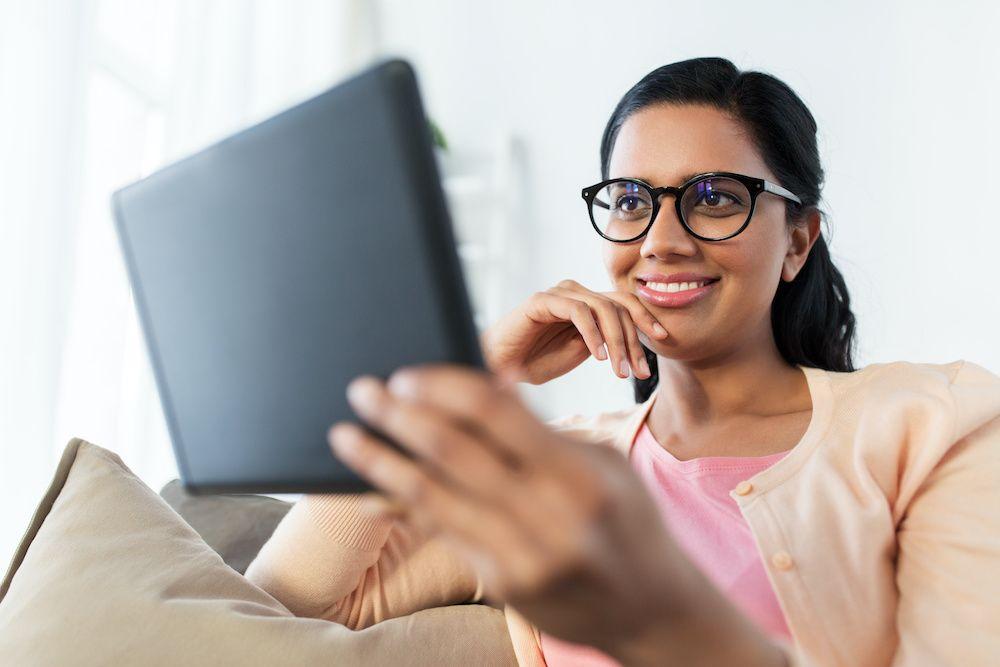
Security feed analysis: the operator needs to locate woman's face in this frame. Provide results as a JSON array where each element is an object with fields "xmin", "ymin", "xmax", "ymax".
[{"xmin": 603, "ymin": 103, "xmax": 815, "ymax": 363}]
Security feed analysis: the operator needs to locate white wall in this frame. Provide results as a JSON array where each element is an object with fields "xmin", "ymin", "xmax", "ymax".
[
  {"xmin": 2, "ymin": 0, "xmax": 998, "ymax": 564},
  {"xmin": 0, "ymin": 0, "xmax": 373, "ymax": 567},
  {"xmin": 372, "ymin": 0, "xmax": 1000, "ymax": 421}
]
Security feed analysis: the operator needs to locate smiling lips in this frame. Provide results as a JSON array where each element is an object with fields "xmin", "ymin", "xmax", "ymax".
[{"xmin": 636, "ymin": 277, "xmax": 720, "ymax": 308}]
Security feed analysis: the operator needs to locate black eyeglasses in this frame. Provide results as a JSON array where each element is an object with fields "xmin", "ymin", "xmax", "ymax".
[{"xmin": 581, "ymin": 172, "xmax": 803, "ymax": 243}]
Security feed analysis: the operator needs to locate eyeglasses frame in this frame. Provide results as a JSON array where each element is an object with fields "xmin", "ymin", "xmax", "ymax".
[{"xmin": 581, "ymin": 171, "xmax": 803, "ymax": 243}]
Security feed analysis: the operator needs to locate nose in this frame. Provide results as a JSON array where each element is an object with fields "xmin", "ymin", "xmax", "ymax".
[{"xmin": 639, "ymin": 196, "xmax": 698, "ymax": 258}]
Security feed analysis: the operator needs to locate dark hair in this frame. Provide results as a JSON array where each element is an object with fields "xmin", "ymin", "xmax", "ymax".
[{"xmin": 598, "ymin": 57, "xmax": 857, "ymax": 403}]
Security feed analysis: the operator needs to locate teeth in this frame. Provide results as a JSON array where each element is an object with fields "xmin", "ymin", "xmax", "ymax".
[{"xmin": 645, "ymin": 280, "xmax": 711, "ymax": 293}]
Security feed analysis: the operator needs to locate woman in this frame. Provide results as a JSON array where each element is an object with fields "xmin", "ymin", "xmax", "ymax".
[{"xmin": 245, "ymin": 57, "xmax": 1000, "ymax": 666}]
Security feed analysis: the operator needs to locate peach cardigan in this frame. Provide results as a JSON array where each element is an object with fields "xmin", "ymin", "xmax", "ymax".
[{"xmin": 245, "ymin": 359, "xmax": 1000, "ymax": 666}]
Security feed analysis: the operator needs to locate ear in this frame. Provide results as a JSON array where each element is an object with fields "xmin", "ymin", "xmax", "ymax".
[{"xmin": 781, "ymin": 209, "xmax": 822, "ymax": 282}]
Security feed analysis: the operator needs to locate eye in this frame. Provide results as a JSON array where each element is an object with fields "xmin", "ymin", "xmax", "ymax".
[
  {"xmin": 608, "ymin": 182, "xmax": 652, "ymax": 217},
  {"xmin": 685, "ymin": 178, "xmax": 750, "ymax": 218},
  {"xmin": 697, "ymin": 189, "xmax": 740, "ymax": 207},
  {"xmin": 615, "ymin": 194, "xmax": 649, "ymax": 212}
]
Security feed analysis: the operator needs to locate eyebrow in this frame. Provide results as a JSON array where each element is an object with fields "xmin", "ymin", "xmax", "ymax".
[{"xmin": 627, "ymin": 172, "xmax": 705, "ymax": 188}]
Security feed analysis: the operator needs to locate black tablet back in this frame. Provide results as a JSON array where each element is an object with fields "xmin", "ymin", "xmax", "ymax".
[{"xmin": 113, "ymin": 58, "xmax": 483, "ymax": 494}]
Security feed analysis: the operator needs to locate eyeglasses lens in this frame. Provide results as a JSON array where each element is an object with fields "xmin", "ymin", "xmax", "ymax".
[{"xmin": 590, "ymin": 176, "xmax": 753, "ymax": 241}]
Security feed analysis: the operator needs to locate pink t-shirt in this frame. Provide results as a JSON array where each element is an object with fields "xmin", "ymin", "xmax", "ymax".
[{"xmin": 540, "ymin": 420, "xmax": 792, "ymax": 666}]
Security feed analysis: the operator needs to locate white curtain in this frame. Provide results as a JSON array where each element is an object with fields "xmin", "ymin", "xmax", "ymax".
[{"xmin": 0, "ymin": 0, "xmax": 378, "ymax": 565}]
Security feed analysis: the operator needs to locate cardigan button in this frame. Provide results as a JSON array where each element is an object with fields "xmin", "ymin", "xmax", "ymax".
[
  {"xmin": 734, "ymin": 480, "xmax": 754, "ymax": 496},
  {"xmin": 771, "ymin": 551, "xmax": 795, "ymax": 571}
]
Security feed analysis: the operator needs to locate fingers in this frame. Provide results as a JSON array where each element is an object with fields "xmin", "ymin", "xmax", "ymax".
[
  {"xmin": 330, "ymin": 369, "xmax": 648, "ymax": 607},
  {"xmin": 341, "ymin": 372, "xmax": 606, "ymax": 546},
  {"xmin": 329, "ymin": 420, "xmax": 435, "ymax": 504},
  {"xmin": 328, "ymin": 417, "xmax": 549, "ymax": 598},
  {"xmin": 343, "ymin": 375, "xmax": 520, "ymax": 500},
  {"xmin": 366, "ymin": 366, "xmax": 552, "ymax": 465},
  {"xmin": 599, "ymin": 290, "xmax": 670, "ymax": 342},
  {"xmin": 615, "ymin": 305, "xmax": 652, "ymax": 379},
  {"xmin": 547, "ymin": 282, "xmax": 648, "ymax": 379},
  {"xmin": 528, "ymin": 291, "xmax": 608, "ymax": 362},
  {"xmin": 546, "ymin": 286, "xmax": 629, "ymax": 378},
  {"xmin": 329, "ymin": 420, "xmax": 512, "ymax": 538}
]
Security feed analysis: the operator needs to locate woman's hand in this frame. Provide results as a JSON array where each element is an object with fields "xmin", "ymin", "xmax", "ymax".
[
  {"xmin": 480, "ymin": 279, "xmax": 669, "ymax": 385},
  {"xmin": 327, "ymin": 364, "xmax": 787, "ymax": 666}
]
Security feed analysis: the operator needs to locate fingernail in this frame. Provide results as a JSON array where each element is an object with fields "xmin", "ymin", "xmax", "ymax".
[
  {"xmin": 387, "ymin": 369, "xmax": 417, "ymax": 397},
  {"xmin": 640, "ymin": 357, "xmax": 651, "ymax": 376},
  {"xmin": 653, "ymin": 323, "xmax": 668, "ymax": 337},
  {"xmin": 328, "ymin": 423, "xmax": 357, "ymax": 456},
  {"xmin": 619, "ymin": 360, "xmax": 630, "ymax": 377},
  {"xmin": 596, "ymin": 344, "xmax": 607, "ymax": 360},
  {"xmin": 347, "ymin": 376, "xmax": 380, "ymax": 412}
]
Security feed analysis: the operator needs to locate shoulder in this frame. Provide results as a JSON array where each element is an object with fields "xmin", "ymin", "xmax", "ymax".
[
  {"xmin": 827, "ymin": 357, "xmax": 997, "ymax": 390},
  {"xmin": 543, "ymin": 402, "xmax": 646, "ymax": 446},
  {"xmin": 823, "ymin": 358, "xmax": 1000, "ymax": 516},
  {"xmin": 826, "ymin": 358, "xmax": 1000, "ymax": 439},
  {"xmin": 827, "ymin": 358, "xmax": 969, "ymax": 394}
]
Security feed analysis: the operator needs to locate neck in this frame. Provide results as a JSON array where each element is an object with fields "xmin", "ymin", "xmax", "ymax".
[{"xmin": 648, "ymin": 326, "xmax": 808, "ymax": 433}]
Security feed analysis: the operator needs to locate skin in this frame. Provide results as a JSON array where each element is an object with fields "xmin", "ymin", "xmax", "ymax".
[
  {"xmin": 603, "ymin": 103, "xmax": 821, "ymax": 458},
  {"xmin": 326, "ymin": 102, "xmax": 821, "ymax": 665}
]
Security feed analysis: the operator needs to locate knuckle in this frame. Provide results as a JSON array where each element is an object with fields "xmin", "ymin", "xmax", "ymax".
[
  {"xmin": 596, "ymin": 296, "xmax": 619, "ymax": 316},
  {"xmin": 556, "ymin": 278, "xmax": 578, "ymax": 289},
  {"xmin": 381, "ymin": 401, "xmax": 408, "ymax": 433},
  {"xmin": 571, "ymin": 301, "xmax": 592, "ymax": 319},
  {"xmin": 401, "ymin": 471, "xmax": 430, "ymax": 503},
  {"xmin": 351, "ymin": 443, "xmax": 378, "ymax": 468},
  {"xmin": 616, "ymin": 302, "xmax": 638, "ymax": 324},
  {"xmin": 596, "ymin": 297, "xmax": 617, "ymax": 313},
  {"xmin": 424, "ymin": 427, "xmax": 455, "ymax": 459},
  {"xmin": 468, "ymin": 385, "xmax": 499, "ymax": 419}
]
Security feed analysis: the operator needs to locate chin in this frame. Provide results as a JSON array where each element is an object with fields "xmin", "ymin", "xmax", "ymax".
[
  {"xmin": 642, "ymin": 330, "xmax": 718, "ymax": 363},
  {"xmin": 638, "ymin": 331, "xmax": 673, "ymax": 355}
]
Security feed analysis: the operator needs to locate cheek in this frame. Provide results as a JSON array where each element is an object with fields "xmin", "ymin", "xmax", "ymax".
[
  {"xmin": 602, "ymin": 244, "xmax": 636, "ymax": 286},
  {"xmin": 715, "ymin": 219, "xmax": 787, "ymax": 309},
  {"xmin": 739, "ymin": 213, "xmax": 789, "ymax": 281}
]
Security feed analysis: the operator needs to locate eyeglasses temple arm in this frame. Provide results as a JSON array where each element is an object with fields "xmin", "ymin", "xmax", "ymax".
[{"xmin": 763, "ymin": 181, "xmax": 802, "ymax": 205}]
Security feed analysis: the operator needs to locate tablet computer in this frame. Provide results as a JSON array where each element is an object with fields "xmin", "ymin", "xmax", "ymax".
[{"xmin": 112, "ymin": 58, "xmax": 484, "ymax": 495}]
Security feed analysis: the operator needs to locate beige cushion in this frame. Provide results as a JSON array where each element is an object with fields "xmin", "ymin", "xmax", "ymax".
[
  {"xmin": 0, "ymin": 438, "xmax": 516, "ymax": 665},
  {"xmin": 158, "ymin": 478, "xmax": 294, "ymax": 574}
]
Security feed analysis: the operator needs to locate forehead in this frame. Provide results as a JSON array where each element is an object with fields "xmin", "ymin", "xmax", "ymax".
[{"xmin": 607, "ymin": 103, "xmax": 774, "ymax": 186}]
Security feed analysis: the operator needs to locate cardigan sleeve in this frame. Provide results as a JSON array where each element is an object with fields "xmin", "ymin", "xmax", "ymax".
[
  {"xmin": 244, "ymin": 492, "xmax": 483, "ymax": 628},
  {"xmin": 890, "ymin": 361, "xmax": 1000, "ymax": 665}
]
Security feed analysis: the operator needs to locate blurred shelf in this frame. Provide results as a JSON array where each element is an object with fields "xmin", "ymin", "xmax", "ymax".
[{"xmin": 436, "ymin": 135, "xmax": 528, "ymax": 331}]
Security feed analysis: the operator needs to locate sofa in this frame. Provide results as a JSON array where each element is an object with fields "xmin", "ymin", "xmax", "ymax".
[{"xmin": 0, "ymin": 437, "xmax": 517, "ymax": 665}]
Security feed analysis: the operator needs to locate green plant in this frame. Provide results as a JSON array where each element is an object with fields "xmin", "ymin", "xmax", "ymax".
[{"xmin": 428, "ymin": 118, "xmax": 448, "ymax": 151}]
